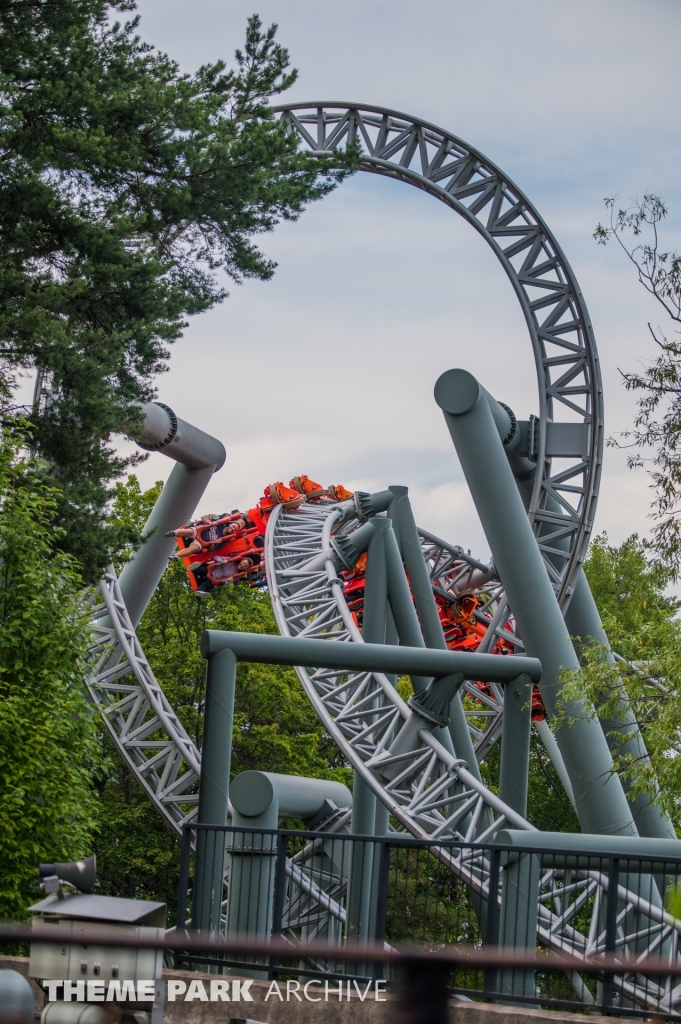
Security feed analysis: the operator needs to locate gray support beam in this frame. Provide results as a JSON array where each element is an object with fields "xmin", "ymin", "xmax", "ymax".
[
  {"xmin": 390, "ymin": 486, "xmax": 482, "ymax": 780},
  {"xmin": 229, "ymin": 771, "xmax": 352, "ymax": 825},
  {"xmin": 496, "ymin": 828, "xmax": 681, "ymax": 861},
  {"xmin": 201, "ymin": 631, "xmax": 541, "ymax": 683},
  {"xmin": 227, "ymin": 801, "xmax": 277, "ymax": 975},
  {"xmin": 499, "ymin": 674, "xmax": 532, "ymax": 819},
  {"xmin": 498, "ymin": 852, "xmax": 540, "ymax": 1002},
  {"xmin": 390, "ymin": 486, "xmax": 443, "ymax": 649},
  {"xmin": 361, "ymin": 519, "xmax": 389, "ymax": 646},
  {"xmin": 435, "ymin": 368, "xmax": 636, "ymax": 838},
  {"xmin": 534, "ymin": 719, "xmax": 577, "ymax": 812},
  {"xmin": 484, "ymin": 389, "xmax": 673, "ymax": 840},
  {"xmin": 383, "ymin": 522, "xmax": 432, "ymax": 695},
  {"xmin": 193, "ymin": 649, "xmax": 237, "ymax": 934},
  {"xmin": 565, "ymin": 571, "xmax": 675, "ymax": 840},
  {"xmin": 119, "ymin": 402, "xmax": 226, "ymax": 628},
  {"xmin": 346, "ymin": 779, "xmax": 376, "ymax": 948},
  {"xmin": 120, "ymin": 462, "xmax": 215, "ymax": 628},
  {"xmin": 226, "ymin": 773, "xmax": 351, "ymax": 976},
  {"xmin": 364, "ymin": 522, "xmax": 393, "ymax": 940},
  {"xmin": 348, "ymin": 520, "xmax": 388, "ymax": 945}
]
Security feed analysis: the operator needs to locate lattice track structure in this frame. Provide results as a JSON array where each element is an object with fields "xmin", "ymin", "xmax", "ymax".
[
  {"xmin": 86, "ymin": 568, "xmax": 201, "ymax": 830},
  {"xmin": 85, "ymin": 516, "xmax": 680, "ymax": 1009},
  {"xmin": 86, "ymin": 568, "xmax": 354, "ymax": 946},
  {"xmin": 275, "ymin": 102, "xmax": 603, "ymax": 608},
  {"xmin": 266, "ymin": 498, "xmax": 681, "ymax": 1012}
]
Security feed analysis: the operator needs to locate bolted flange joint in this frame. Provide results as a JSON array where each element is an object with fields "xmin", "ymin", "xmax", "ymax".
[
  {"xmin": 354, "ymin": 489, "xmax": 395, "ymax": 522},
  {"xmin": 408, "ymin": 672, "xmax": 466, "ymax": 727},
  {"xmin": 330, "ymin": 521, "xmax": 377, "ymax": 571}
]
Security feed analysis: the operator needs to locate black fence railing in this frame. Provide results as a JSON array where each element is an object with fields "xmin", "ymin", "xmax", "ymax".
[{"xmin": 175, "ymin": 823, "xmax": 681, "ymax": 1020}]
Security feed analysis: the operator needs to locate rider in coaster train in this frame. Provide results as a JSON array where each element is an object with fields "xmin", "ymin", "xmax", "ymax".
[
  {"xmin": 191, "ymin": 545, "xmax": 264, "ymax": 597},
  {"xmin": 166, "ymin": 510, "xmax": 250, "ymax": 559},
  {"xmin": 166, "ymin": 476, "xmax": 355, "ymax": 597}
]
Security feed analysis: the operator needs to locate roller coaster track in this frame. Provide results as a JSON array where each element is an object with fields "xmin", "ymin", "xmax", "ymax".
[
  {"xmin": 82, "ymin": 104, "xmax": 681, "ymax": 1010},
  {"xmin": 266, "ymin": 498, "xmax": 681, "ymax": 1012},
  {"xmin": 275, "ymin": 102, "xmax": 604, "ymax": 608},
  {"xmin": 84, "ymin": 509, "xmax": 681, "ymax": 1011}
]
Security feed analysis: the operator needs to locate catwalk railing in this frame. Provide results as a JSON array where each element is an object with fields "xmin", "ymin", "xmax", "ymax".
[{"xmin": 175, "ymin": 823, "xmax": 681, "ymax": 1019}]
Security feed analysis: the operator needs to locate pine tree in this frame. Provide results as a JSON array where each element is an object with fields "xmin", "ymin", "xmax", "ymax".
[{"xmin": 0, "ymin": 2, "xmax": 354, "ymax": 580}]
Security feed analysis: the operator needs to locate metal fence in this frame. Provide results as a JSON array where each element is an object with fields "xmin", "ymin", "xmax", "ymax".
[{"xmin": 175, "ymin": 823, "xmax": 681, "ymax": 1019}]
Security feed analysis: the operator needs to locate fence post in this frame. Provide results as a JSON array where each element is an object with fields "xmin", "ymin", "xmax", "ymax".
[
  {"xmin": 176, "ymin": 825, "xmax": 192, "ymax": 931},
  {"xmin": 397, "ymin": 955, "xmax": 450, "ymax": 1024},
  {"xmin": 372, "ymin": 840, "xmax": 392, "ymax": 980},
  {"xmin": 602, "ymin": 856, "xmax": 620, "ymax": 1014},
  {"xmin": 193, "ymin": 648, "xmax": 237, "ymax": 935},
  {"xmin": 269, "ymin": 833, "xmax": 288, "ymax": 980},
  {"xmin": 483, "ymin": 846, "xmax": 501, "ymax": 1002}
]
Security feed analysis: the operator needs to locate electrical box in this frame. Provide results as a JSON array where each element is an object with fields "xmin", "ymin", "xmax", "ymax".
[{"xmin": 29, "ymin": 893, "xmax": 166, "ymax": 1013}]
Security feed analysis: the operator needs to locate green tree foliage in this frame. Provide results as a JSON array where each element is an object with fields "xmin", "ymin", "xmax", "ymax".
[
  {"xmin": 94, "ymin": 477, "xmax": 350, "ymax": 907},
  {"xmin": 478, "ymin": 729, "xmax": 579, "ymax": 834},
  {"xmin": 583, "ymin": 532, "xmax": 679, "ymax": 655},
  {"xmin": 0, "ymin": 1, "xmax": 355, "ymax": 581},
  {"xmin": 0, "ymin": 427, "xmax": 98, "ymax": 919},
  {"xmin": 560, "ymin": 533, "xmax": 681, "ymax": 829},
  {"xmin": 595, "ymin": 195, "xmax": 681, "ymax": 567}
]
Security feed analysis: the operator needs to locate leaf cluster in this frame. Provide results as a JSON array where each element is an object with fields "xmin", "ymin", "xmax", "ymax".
[
  {"xmin": 596, "ymin": 194, "xmax": 681, "ymax": 567},
  {"xmin": 0, "ymin": 423, "xmax": 99, "ymax": 919}
]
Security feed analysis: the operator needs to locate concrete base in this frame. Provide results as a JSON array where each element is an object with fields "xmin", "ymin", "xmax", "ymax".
[{"xmin": 2, "ymin": 955, "xmax": 629, "ymax": 1024}]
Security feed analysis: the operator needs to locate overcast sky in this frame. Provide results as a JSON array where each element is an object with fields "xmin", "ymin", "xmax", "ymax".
[{"xmin": 121, "ymin": 0, "xmax": 681, "ymax": 562}]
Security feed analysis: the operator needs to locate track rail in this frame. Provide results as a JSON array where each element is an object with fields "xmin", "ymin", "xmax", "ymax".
[{"xmin": 275, "ymin": 102, "xmax": 603, "ymax": 605}]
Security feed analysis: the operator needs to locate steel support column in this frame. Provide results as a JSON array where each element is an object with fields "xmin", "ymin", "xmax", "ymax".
[
  {"xmin": 226, "ymin": 772, "xmax": 351, "ymax": 977},
  {"xmin": 498, "ymin": 852, "xmax": 540, "ymax": 1002},
  {"xmin": 390, "ymin": 485, "xmax": 482, "ymax": 779},
  {"xmin": 383, "ymin": 521, "xmax": 432, "ymax": 696},
  {"xmin": 347, "ymin": 520, "xmax": 389, "ymax": 944},
  {"xmin": 193, "ymin": 649, "xmax": 237, "ymax": 934},
  {"xmin": 484, "ymin": 387, "xmax": 672, "ymax": 840},
  {"xmin": 383, "ymin": 522, "xmax": 458, "ymax": 761},
  {"xmin": 119, "ymin": 403, "xmax": 226, "ymax": 628},
  {"xmin": 564, "ymin": 570, "xmax": 674, "ymax": 840},
  {"xmin": 499, "ymin": 674, "xmax": 532, "ymax": 819},
  {"xmin": 435, "ymin": 368, "xmax": 636, "ymax": 837}
]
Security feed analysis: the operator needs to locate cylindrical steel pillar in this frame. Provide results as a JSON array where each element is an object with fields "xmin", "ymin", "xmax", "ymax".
[
  {"xmin": 564, "ymin": 570, "xmax": 674, "ymax": 839},
  {"xmin": 499, "ymin": 674, "xmax": 532, "ymax": 819},
  {"xmin": 390, "ymin": 486, "xmax": 482, "ymax": 779},
  {"xmin": 435, "ymin": 368, "xmax": 636, "ymax": 837},
  {"xmin": 227, "ymin": 772, "xmax": 352, "ymax": 975},
  {"xmin": 383, "ymin": 522, "xmax": 431, "ymax": 695},
  {"xmin": 120, "ymin": 462, "xmax": 214, "ymax": 627},
  {"xmin": 119, "ymin": 402, "xmax": 226, "ymax": 627},
  {"xmin": 348, "ymin": 519, "xmax": 388, "ymax": 943},
  {"xmin": 193, "ymin": 649, "xmax": 237, "ymax": 934},
  {"xmin": 382, "ymin": 522, "xmax": 458, "ymax": 765},
  {"xmin": 498, "ymin": 852, "xmax": 540, "ymax": 1002},
  {"xmin": 483, "ymin": 389, "xmax": 673, "ymax": 840}
]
